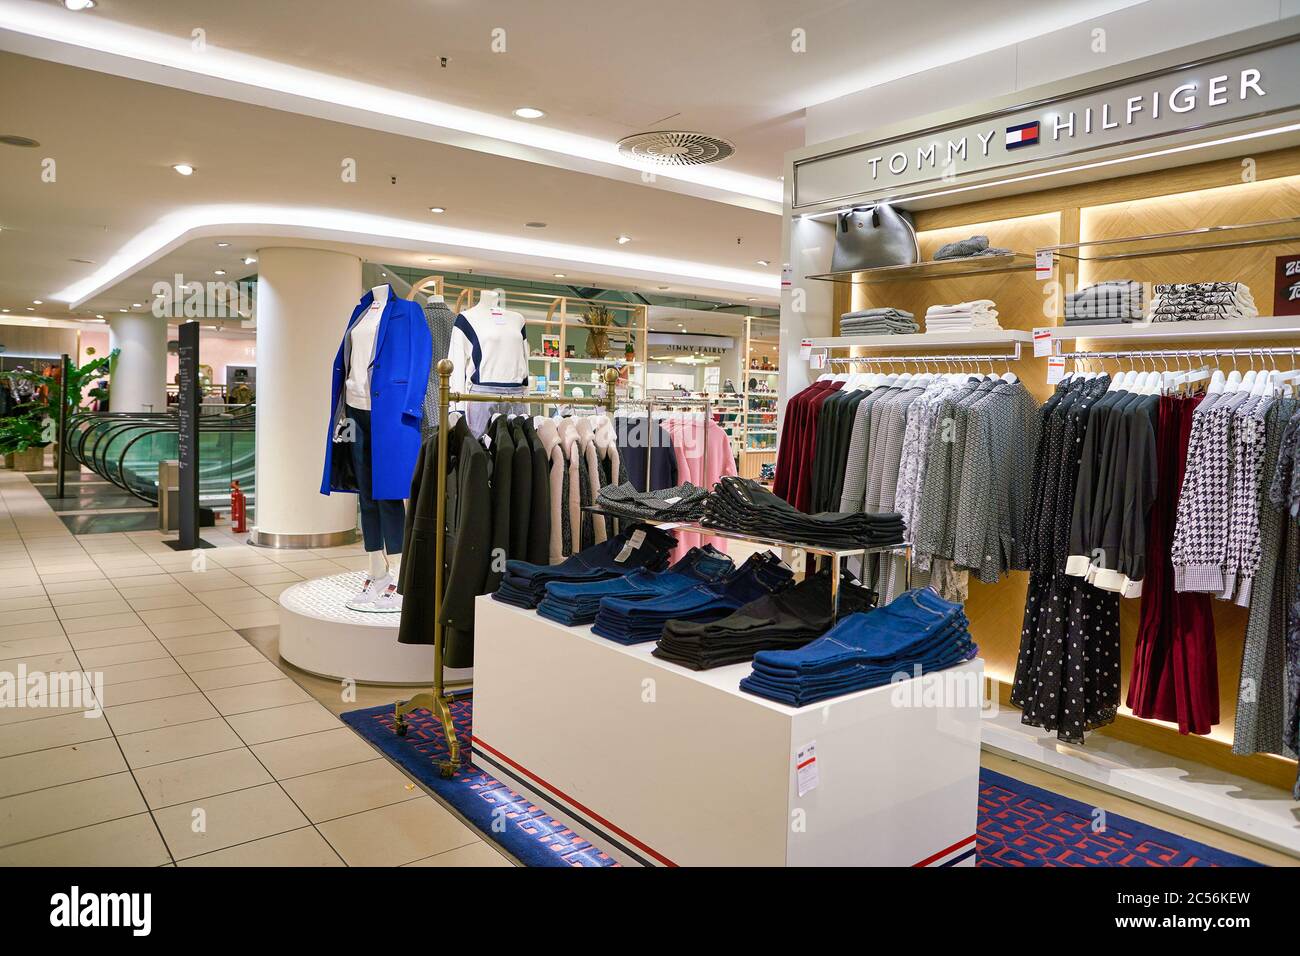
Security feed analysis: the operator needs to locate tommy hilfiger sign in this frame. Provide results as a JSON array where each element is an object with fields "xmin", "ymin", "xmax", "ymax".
[{"xmin": 793, "ymin": 34, "xmax": 1300, "ymax": 209}]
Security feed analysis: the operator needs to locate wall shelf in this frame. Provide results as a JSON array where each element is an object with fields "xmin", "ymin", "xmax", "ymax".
[
  {"xmin": 1043, "ymin": 317, "xmax": 1300, "ymax": 344},
  {"xmin": 807, "ymin": 329, "xmax": 1033, "ymax": 350},
  {"xmin": 806, "ymin": 253, "xmax": 1037, "ymax": 285},
  {"xmin": 1043, "ymin": 214, "xmax": 1300, "ymax": 262}
]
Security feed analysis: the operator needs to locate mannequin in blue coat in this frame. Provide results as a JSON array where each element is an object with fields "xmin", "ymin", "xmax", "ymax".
[{"xmin": 321, "ymin": 284, "xmax": 433, "ymax": 610}]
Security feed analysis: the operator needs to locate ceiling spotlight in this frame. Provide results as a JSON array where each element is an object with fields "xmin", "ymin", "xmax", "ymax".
[
  {"xmin": 119, "ymin": 308, "xmax": 127, "ymax": 312},
  {"xmin": 64, "ymin": 0, "xmax": 97, "ymax": 9},
  {"xmin": 756, "ymin": 259, "xmax": 770, "ymax": 266},
  {"xmin": 0, "ymin": 135, "xmax": 40, "ymax": 148},
  {"xmin": 132, "ymin": 302, "xmax": 143, "ymax": 308},
  {"xmin": 95, "ymin": 314, "xmax": 104, "ymax": 319},
  {"xmin": 32, "ymin": 299, "xmax": 42, "ymax": 304},
  {"xmin": 429, "ymin": 206, "xmax": 446, "ymax": 214},
  {"xmin": 216, "ymin": 241, "xmax": 229, "ymax": 247},
  {"xmin": 242, "ymin": 256, "xmax": 257, "ymax": 265},
  {"xmin": 513, "ymin": 107, "xmax": 545, "ymax": 119},
  {"xmin": 214, "ymin": 270, "xmax": 227, "ymax": 276},
  {"xmin": 0, "ymin": 308, "xmax": 9, "ymax": 313},
  {"xmin": 26, "ymin": 307, "xmax": 35, "ymax": 311},
  {"xmin": 553, "ymin": 273, "xmax": 566, "ymax": 278},
  {"xmin": 616, "ymin": 235, "xmax": 631, "ymax": 245},
  {"xmin": 172, "ymin": 163, "xmax": 195, "ymax": 176}
]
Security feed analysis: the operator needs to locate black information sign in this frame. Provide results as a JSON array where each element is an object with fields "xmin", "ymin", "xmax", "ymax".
[{"xmin": 167, "ymin": 321, "xmax": 203, "ymax": 550}]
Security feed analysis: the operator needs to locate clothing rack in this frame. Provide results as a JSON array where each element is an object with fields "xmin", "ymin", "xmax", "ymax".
[
  {"xmin": 393, "ymin": 360, "xmax": 620, "ymax": 776},
  {"xmin": 618, "ymin": 395, "xmax": 716, "ymax": 491},
  {"xmin": 827, "ymin": 345, "xmax": 1023, "ymax": 368},
  {"xmin": 1054, "ymin": 345, "xmax": 1300, "ymax": 363}
]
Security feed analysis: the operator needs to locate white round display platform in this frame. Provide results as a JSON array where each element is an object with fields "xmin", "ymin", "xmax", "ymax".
[{"xmin": 278, "ymin": 571, "xmax": 444, "ymax": 685}]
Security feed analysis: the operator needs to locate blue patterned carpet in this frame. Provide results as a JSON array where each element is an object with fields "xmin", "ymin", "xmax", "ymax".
[{"xmin": 340, "ymin": 701, "xmax": 1262, "ymax": 868}]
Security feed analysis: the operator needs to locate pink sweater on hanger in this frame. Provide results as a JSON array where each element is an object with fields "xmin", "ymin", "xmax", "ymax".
[{"xmin": 658, "ymin": 415, "xmax": 737, "ymax": 560}]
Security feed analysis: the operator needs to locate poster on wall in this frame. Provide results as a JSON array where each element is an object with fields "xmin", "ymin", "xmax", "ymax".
[{"xmin": 1274, "ymin": 253, "xmax": 1300, "ymax": 316}]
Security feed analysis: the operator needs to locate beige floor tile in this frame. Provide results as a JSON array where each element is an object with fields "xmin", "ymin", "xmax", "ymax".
[
  {"xmin": 175, "ymin": 646, "xmax": 265, "ymax": 673},
  {"xmin": 403, "ymin": 842, "xmax": 513, "ymax": 867},
  {"xmin": 0, "ymin": 737, "xmax": 127, "ymax": 799},
  {"xmin": 188, "ymin": 661, "xmax": 286, "ymax": 691},
  {"xmin": 116, "ymin": 717, "xmax": 244, "ymax": 769},
  {"xmin": 0, "ymin": 585, "xmax": 47, "ymax": 601},
  {"xmin": 76, "ymin": 640, "xmax": 171, "ymax": 669},
  {"xmin": 66, "ymin": 624, "xmax": 157, "ymax": 650},
  {"xmin": 158, "ymin": 630, "xmax": 247, "ymax": 656},
  {"xmin": 97, "ymin": 657, "xmax": 185, "ymax": 686},
  {"xmin": 114, "ymin": 582, "xmax": 190, "ymax": 600},
  {"xmin": 137, "ymin": 604, "xmax": 222, "ymax": 625},
  {"xmin": 170, "ymin": 570, "xmax": 244, "ymax": 593},
  {"xmin": 280, "ymin": 757, "xmax": 422, "ymax": 823},
  {"xmin": 270, "ymin": 560, "xmax": 342, "ymax": 577},
  {"xmin": 0, "ymin": 594, "xmax": 52, "ymax": 612},
  {"xmin": 2, "ymin": 606, "xmax": 57, "ymax": 625},
  {"xmin": 48, "ymin": 588, "xmax": 122, "ymax": 607},
  {"xmin": 0, "ymin": 693, "xmax": 97, "ymax": 727},
  {"xmin": 196, "ymin": 586, "xmax": 264, "ymax": 606},
  {"xmin": 147, "ymin": 617, "xmax": 235, "ymax": 640},
  {"xmin": 254, "ymin": 582, "xmax": 295, "ymax": 599},
  {"xmin": 132, "ymin": 747, "xmax": 273, "ymax": 809},
  {"xmin": 54, "ymin": 599, "xmax": 133, "ymax": 621},
  {"xmin": 205, "ymin": 679, "xmax": 311, "ymax": 716},
  {"xmin": 39, "ymin": 570, "xmax": 108, "ymax": 585},
  {"xmin": 318, "ymin": 797, "xmax": 477, "ymax": 867},
  {"xmin": 126, "ymin": 593, "xmax": 203, "ymax": 612},
  {"xmin": 41, "ymin": 579, "xmax": 107, "ymax": 595},
  {"xmin": 220, "ymin": 610, "xmax": 281, "ymax": 630},
  {"xmin": 62, "ymin": 612, "xmax": 143, "ymax": 635},
  {"xmin": 97, "ymin": 673, "xmax": 200, "ymax": 707},
  {"xmin": 0, "ymin": 813, "xmax": 171, "ymax": 867},
  {"xmin": 225, "ymin": 701, "xmax": 340, "ymax": 745},
  {"xmin": 0, "ymin": 632, "xmax": 70, "ymax": 657},
  {"xmin": 250, "ymin": 727, "xmax": 379, "ymax": 780},
  {"xmin": 209, "ymin": 595, "xmax": 278, "ymax": 615},
  {"xmin": 152, "ymin": 782, "xmax": 309, "ymax": 860},
  {"xmin": 230, "ymin": 568, "xmax": 303, "ymax": 586},
  {"xmin": 0, "ymin": 772, "xmax": 146, "ymax": 846},
  {"xmin": 177, "ymin": 826, "xmax": 343, "ymax": 867},
  {"xmin": 0, "ymin": 648, "xmax": 81, "ymax": 675},
  {"xmin": 104, "ymin": 692, "xmax": 220, "ymax": 736}
]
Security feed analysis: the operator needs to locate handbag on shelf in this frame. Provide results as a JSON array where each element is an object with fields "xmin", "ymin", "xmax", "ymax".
[{"xmin": 830, "ymin": 203, "xmax": 919, "ymax": 273}]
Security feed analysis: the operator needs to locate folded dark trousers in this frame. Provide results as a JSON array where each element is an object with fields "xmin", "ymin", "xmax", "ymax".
[
  {"xmin": 703, "ymin": 477, "xmax": 904, "ymax": 549},
  {"xmin": 651, "ymin": 571, "xmax": 875, "ymax": 670}
]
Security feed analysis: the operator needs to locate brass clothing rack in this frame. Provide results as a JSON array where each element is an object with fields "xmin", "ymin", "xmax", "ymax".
[{"xmin": 393, "ymin": 360, "xmax": 619, "ymax": 777}]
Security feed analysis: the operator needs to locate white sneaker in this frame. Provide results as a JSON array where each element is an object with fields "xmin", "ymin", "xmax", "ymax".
[
  {"xmin": 345, "ymin": 573, "xmax": 390, "ymax": 612},
  {"xmin": 365, "ymin": 581, "xmax": 403, "ymax": 614}
]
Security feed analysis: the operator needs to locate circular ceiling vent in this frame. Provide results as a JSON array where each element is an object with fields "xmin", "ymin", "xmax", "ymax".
[
  {"xmin": 617, "ymin": 130, "xmax": 734, "ymax": 167},
  {"xmin": 0, "ymin": 134, "xmax": 40, "ymax": 148}
]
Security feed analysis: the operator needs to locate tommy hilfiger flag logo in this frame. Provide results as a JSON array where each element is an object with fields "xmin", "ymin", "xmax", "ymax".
[{"xmin": 1005, "ymin": 121, "xmax": 1040, "ymax": 149}]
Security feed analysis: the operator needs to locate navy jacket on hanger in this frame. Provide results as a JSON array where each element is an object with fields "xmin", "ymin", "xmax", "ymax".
[{"xmin": 321, "ymin": 286, "xmax": 432, "ymax": 501}]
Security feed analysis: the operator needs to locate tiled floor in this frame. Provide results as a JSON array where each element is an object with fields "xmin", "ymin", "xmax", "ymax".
[{"xmin": 0, "ymin": 467, "xmax": 511, "ymax": 868}]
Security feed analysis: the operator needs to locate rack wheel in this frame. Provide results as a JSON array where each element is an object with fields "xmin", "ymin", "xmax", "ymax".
[
  {"xmin": 394, "ymin": 720, "xmax": 407, "ymax": 737},
  {"xmin": 438, "ymin": 761, "xmax": 456, "ymax": 778}
]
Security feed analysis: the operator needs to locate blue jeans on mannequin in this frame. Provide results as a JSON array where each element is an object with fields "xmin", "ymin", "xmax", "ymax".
[{"xmin": 344, "ymin": 405, "xmax": 406, "ymax": 556}]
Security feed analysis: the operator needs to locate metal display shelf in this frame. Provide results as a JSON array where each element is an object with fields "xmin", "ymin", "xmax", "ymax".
[
  {"xmin": 1041, "ymin": 317, "xmax": 1300, "ymax": 345},
  {"xmin": 808, "ymin": 329, "xmax": 1033, "ymax": 350},
  {"xmin": 806, "ymin": 252, "xmax": 1037, "ymax": 285},
  {"xmin": 1041, "ymin": 215, "xmax": 1300, "ymax": 262}
]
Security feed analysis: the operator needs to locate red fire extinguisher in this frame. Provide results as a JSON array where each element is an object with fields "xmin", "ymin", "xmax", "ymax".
[{"xmin": 230, "ymin": 480, "xmax": 247, "ymax": 534}]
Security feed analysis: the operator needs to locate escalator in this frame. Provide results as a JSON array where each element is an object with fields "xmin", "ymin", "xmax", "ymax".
[{"xmin": 64, "ymin": 406, "xmax": 256, "ymax": 520}]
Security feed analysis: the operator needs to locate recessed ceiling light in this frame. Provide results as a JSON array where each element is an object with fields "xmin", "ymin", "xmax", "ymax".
[
  {"xmin": 426, "ymin": 257, "xmax": 440, "ymax": 263},
  {"xmin": 657, "ymin": 286, "xmax": 668, "ymax": 291},
  {"xmin": 214, "ymin": 270, "xmax": 227, "ymax": 276},
  {"xmin": 242, "ymin": 256, "xmax": 257, "ymax": 265},
  {"xmin": 172, "ymin": 164, "xmax": 195, "ymax": 176},
  {"xmin": 0, "ymin": 135, "xmax": 40, "ymax": 148},
  {"xmin": 429, "ymin": 206, "xmax": 446, "ymax": 214},
  {"xmin": 69, "ymin": 257, "xmax": 95, "ymax": 264},
  {"xmin": 1, "ymin": 308, "xmax": 9, "ymax": 313},
  {"xmin": 63, "ymin": 0, "xmax": 96, "ymax": 9},
  {"xmin": 553, "ymin": 273, "xmax": 566, "ymax": 278},
  {"xmin": 132, "ymin": 302, "xmax": 143, "ymax": 308},
  {"xmin": 616, "ymin": 235, "xmax": 631, "ymax": 244},
  {"xmin": 513, "ymin": 107, "xmax": 545, "ymax": 119},
  {"xmin": 747, "ymin": 297, "xmax": 756, "ymax": 301},
  {"xmin": 95, "ymin": 314, "xmax": 104, "ymax": 319},
  {"xmin": 756, "ymin": 259, "xmax": 770, "ymax": 266},
  {"xmin": 26, "ymin": 307, "xmax": 35, "ymax": 311},
  {"xmin": 525, "ymin": 221, "xmax": 547, "ymax": 229},
  {"xmin": 216, "ymin": 241, "xmax": 229, "ymax": 247},
  {"xmin": 32, "ymin": 299, "xmax": 42, "ymax": 304}
]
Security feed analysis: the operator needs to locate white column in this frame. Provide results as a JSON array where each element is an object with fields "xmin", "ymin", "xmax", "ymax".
[
  {"xmin": 778, "ymin": 215, "xmax": 835, "ymax": 416},
  {"xmin": 107, "ymin": 313, "xmax": 168, "ymax": 413},
  {"xmin": 250, "ymin": 247, "xmax": 360, "ymax": 547}
]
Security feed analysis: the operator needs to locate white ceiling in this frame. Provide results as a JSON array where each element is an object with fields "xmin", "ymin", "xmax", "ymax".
[{"xmin": 0, "ymin": 0, "xmax": 1150, "ymax": 326}]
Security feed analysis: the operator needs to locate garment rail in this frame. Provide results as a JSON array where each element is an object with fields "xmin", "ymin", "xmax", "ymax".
[
  {"xmin": 1053, "ymin": 346, "xmax": 1300, "ymax": 363},
  {"xmin": 393, "ymin": 361, "xmax": 620, "ymax": 776},
  {"xmin": 826, "ymin": 345, "xmax": 1023, "ymax": 369},
  {"xmin": 619, "ymin": 395, "xmax": 715, "ymax": 491}
]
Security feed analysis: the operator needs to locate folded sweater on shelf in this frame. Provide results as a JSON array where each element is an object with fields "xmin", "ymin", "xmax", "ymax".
[
  {"xmin": 1064, "ymin": 280, "xmax": 1144, "ymax": 323},
  {"xmin": 1148, "ymin": 282, "xmax": 1257, "ymax": 322},
  {"xmin": 924, "ymin": 299, "xmax": 1001, "ymax": 332},
  {"xmin": 932, "ymin": 235, "xmax": 1014, "ymax": 261}
]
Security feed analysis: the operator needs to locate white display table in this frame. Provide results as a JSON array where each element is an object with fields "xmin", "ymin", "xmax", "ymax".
[
  {"xmin": 472, "ymin": 596, "xmax": 983, "ymax": 866},
  {"xmin": 278, "ymin": 572, "xmax": 470, "ymax": 686}
]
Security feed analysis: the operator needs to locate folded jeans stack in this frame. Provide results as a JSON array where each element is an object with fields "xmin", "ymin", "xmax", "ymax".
[
  {"xmin": 924, "ymin": 299, "xmax": 1001, "ymax": 332},
  {"xmin": 702, "ymin": 476, "xmax": 905, "ymax": 550},
  {"xmin": 536, "ymin": 545, "xmax": 733, "ymax": 626},
  {"xmin": 1148, "ymin": 282, "xmax": 1258, "ymax": 322},
  {"xmin": 739, "ymin": 587, "xmax": 978, "ymax": 707},
  {"xmin": 839, "ymin": 307, "xmax": 919, "ymax": 336},
  {"xmin": 594, "ymin": 481, "xmax": 709, "ymax": 521},
  {"xmin": 652, "ymin": 571, "xmax": 875, "ymax": 670},
  {"xmin": 1064, "ymin": 281, "xmax": 1144, "ymax": 324},
  {"xmin": 932, "ymin": 234, "xmax": 1013, "ymax": 261},
  {"xmin": 590, "ymin": 551, "xmax": 793, "ymax": 645},
  {"xmin": 492, "ymin": 524, "xmax": 677, "ymax": 609}
]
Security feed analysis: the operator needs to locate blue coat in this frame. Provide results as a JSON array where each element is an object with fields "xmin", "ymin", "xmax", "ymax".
[{"xmin": 320, "ymin": 287, "xmax": 432, "ymax": 501}]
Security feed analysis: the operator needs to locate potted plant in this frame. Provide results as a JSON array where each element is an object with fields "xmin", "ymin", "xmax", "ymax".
[
  {"xmin": 581, "ymin": 306, "xmax": 614, "ymax": 359},
  {"xmin": 0, "ymin": 411, "xmax": 52, "ymax": 472},
  {"xmin": 1, "ymin": 350, "xmax": 118, "ymax": 472}
]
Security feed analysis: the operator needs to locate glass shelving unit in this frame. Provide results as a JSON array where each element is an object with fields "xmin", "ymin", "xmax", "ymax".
[
  {"xmin": 739, "ymin": 316, "xmax": 780, "ymax": 481},
  {"xmin": 1040, "ymin": 214, "xmax": 1300, "ymax": 262},
  {"xmin": 805, "ymin": 252, "xmax": 1038, "ymax": 285}
]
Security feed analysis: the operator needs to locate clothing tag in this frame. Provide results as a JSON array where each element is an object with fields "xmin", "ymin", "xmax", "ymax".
[
  {"xmin": 795, "ymin": 742, "xmax": 819, "ymax": 797},
  {"xmin": 810, "ymin": 349, "xmax": 828, "ymax": 370},
  {"xmin": 1035, "ymin": 250, "xmax": 1053, "ymax": 280},
  {"xmin": 614, "ymin": 543, "xmax": 635, "ymax": 563},
  {"xmin": 781, "ymin": 263, "xmax": 792, "ymax": 290},
  {"xmin": 628, "ymin": 529, "xmax": 646, "ymax": 550},
  {"xmin": 1032, "ymin": 328, "xmax": 1053, "ymax": 358},
  {"xmin": 490, "ymin": 308, "xmax": 506, "ymax": 324},
  {"xmin": 799, "ymin": 339, "xmax": 812, "ymax": 360},
  {"xmin": 1046, "ymin": 355, "xmax": 1066, "ymax": 385},
  {"xmin": 662, "ymin": 496, "xmax": 682, "ymax": 505}
]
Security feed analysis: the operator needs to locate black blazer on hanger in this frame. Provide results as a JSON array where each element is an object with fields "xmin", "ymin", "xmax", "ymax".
[
  {"xmin": 507, "ymin": 417, "xmax": 533, "ymax": 560},
  {"xmin": 518, "ymin": 417, "xmax": 552, "ymax": 565},
  {"xmin": 397, "ymin": 415, "xmax": 489, "ymax": 669},
  {"xmin": 484, "ymin": 415, "xmax": 515, "ymax": 592}
]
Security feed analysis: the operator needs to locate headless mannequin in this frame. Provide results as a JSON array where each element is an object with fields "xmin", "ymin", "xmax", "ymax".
[{"xmin": 450, "ymin": 289, "xmax": 530, "ymax": 435}]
